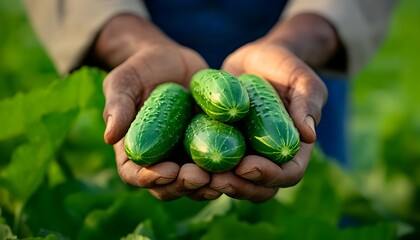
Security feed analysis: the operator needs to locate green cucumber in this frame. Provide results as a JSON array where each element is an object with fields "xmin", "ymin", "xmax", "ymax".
[
  {"xmin": 124, "ymin": 82, "xmax": 192, "ymax": 166},
  {"xmin": 190, "ymin": 69, "xmax": 250, "ymax": 123},
  {"xmin": 184, "ymin": 113, "xmax": 246, "ymax": 173},
  {"xmin": 238, "ymin": 74, "xmax": 300, "ymax": 164}
]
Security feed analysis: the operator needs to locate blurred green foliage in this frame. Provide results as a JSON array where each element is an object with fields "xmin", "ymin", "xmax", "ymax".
[
  {"xmin": 0, "ymin": 1, "xmax": 57, "ymax": 99},
  {"xmin": 0, "ymin": 0, "xmax": 419, "ymax": 239},
  {"xmin": 350, "ymin": 0, "xmax": 420, "ymax": 230}
]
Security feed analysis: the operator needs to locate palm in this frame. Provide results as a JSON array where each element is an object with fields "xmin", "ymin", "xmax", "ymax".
[{"xmin": 102, "ymin": 44, "xmax": 212, "ymax": 200}]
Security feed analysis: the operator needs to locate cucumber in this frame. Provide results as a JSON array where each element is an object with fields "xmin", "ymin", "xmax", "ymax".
[
  {"xmin": 190, "ymin": 69, "xmax": 250, "ymax": 123},
  {"xmin": 184, "ymin": 113, "xmax": 246, "ymax": 173},
  {"xmin": 238, "ymin": 74, "xmax": 300, "ymax": 164},
  {"xmin": 124, "ymin": 82, "xmax": 192, "ymax": 166}
]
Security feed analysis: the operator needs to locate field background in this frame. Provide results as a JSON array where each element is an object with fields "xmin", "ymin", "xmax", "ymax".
[{"xmin": 1, "ymin": 0, "xmax": 419, "ymax": 239}]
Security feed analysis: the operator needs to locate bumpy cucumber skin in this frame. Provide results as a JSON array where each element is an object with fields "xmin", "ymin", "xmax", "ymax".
[
  {"xmin": 184, "ymin": 113, "xmax": 246, "ymax": 173},
  {"xmin": 124, "ymin": 82, "xmax": 192, "ymax": 166},
  {"xmin": 190, "ymin": 69, "xmax": 250, "ymax": 123},
  {"xmin": 238, "ymin": 74, "xmax": 300, "ymax": 164}
]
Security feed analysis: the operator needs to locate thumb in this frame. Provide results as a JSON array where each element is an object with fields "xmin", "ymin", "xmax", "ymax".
[
  {"xmin": 302, "ymin": 115, "xmax": 316, "ymax": 143},
  {"xmin": 220, "ymin": 44, "xmax": 251, "ymax": 76},
  {"xmin": 233, "ymin": 44, "xmax": 327, "ymax": 144},
  {"xmin": 102, "ymin": 65, "xmax": 145, "ymax": 145},
  {"xmin": 102, "ymin": 46, "xmax": 208, "ymax": 145},
  {"xmin": 287, "ymin": 76, "xmax": 327, "ymax": 144}
]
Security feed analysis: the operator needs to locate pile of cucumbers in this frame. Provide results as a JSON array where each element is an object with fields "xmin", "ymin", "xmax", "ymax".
[{"xmin": 124, "ymin": 68, "xmax": 300, "ymax": 173}]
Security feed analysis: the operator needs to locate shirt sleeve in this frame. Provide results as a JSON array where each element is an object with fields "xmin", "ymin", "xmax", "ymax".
[
  {"xmin": 282, "ymin": 0, "xmax": 397, "ymax": 76},
  {"xmin": 24, "ymin": 0, "xmax": 150, "ymax": 75}
]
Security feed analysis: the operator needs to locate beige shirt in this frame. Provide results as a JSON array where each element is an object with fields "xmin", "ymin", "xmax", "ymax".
[{"xmin": 24, "ymin": 0, "xmax": 396, "ymax": 76}]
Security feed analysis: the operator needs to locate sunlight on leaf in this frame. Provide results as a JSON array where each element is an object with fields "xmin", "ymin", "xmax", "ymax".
[
  {"xmin": 0, "ymin": 141, "xmax": 53, "ymax": 204},
  {"xmin": 0, "ymin": 67, "xmax": 104, "ymax": 141},
  {"xmin": 187, "ymin": 194, "xmax": 232, "ymax": 225},
  {"xmin": 121, "ymin": 219, "xmax": 155, "ymax": 240}
]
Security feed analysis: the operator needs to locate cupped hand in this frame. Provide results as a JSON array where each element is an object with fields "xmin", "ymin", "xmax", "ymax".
[
  {"xmin": 212, "ymin": 41, "xmax": 328, "ymax": 202},
  {"xmin": 102, "ymin": 43, "xmax": 222, "ymax": 200}
]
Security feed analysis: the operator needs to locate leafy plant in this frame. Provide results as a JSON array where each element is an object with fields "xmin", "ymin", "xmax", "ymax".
[{"xmin": 1, "ymin": 0, "xmax": 419, "ymax": 239}]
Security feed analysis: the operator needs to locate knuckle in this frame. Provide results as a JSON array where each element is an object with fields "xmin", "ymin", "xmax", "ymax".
[
  {"xmin": 148, "ymin": 189, "xmax": 173, "ymax": 201},
  {"xmin": 146, "ymin": 186, "xmax": 186, "ymax": 201}
]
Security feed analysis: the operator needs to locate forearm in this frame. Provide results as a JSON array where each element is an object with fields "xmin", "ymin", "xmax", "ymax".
[
  {"xmin": 91, "ymin": 14, "xmax": 174, "ymax": 69},
  {"xmin": 261, "ymin": 13, "xmax": 342, "ymax": 69}
]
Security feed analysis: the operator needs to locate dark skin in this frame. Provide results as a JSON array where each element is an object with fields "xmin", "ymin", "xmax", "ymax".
[{"xmin": 93, "ymin": 13, "xmax": 338, "ymax": 202}]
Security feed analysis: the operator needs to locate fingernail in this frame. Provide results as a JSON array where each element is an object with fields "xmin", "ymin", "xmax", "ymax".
[
  {"xmin": 184, "ymin": 180, "xmax": 202, "ymax": 190},
  {"xmin": 104, "ymin": 115, "xmax": 113, "ymax": 137},
  {"xmin": 238, "ymin": 168, "xmax": 262, "ymax": 180},
  {"xmin": 215, "ymin": 184, "xmax": 235, "ymax": 195},
  {"xmin": 304, "ymin": 115, "xmax": 316, "ymax": 135},
  {"xmin": 155, "ymin": 177, "xmax": 174, "ymax": 185},
  {"xmin": 203, "ymin": 191, "xmax": 222, "ymax": 200}
]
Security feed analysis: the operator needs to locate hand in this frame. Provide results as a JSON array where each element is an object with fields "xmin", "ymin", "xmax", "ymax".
[
  {"xmin": 211, "ymin": 14, "xmax": 335, "ymax": 202},
  {"xmin": 98, "ymin": 15, "xmax": 221, "ymax": 201}
]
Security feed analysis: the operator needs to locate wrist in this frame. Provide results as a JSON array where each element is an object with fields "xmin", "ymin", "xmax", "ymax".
[
  {"xmin": 262, "ymin": 13, "xmax": 341, "ymax": 69},
  {"xmin": 92, "ymin": 14, "xmax": 173, "ymax": 69}
]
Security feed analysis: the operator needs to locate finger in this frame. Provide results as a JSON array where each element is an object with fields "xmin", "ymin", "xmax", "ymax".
[
  {"xmin": 178, "ymin": 47, "xmax": 210, "ymax": 83},
  {"xmin": 221, "ymin": 44, "xmax": 249, "ymax": 76},
  {"xmin": 227, "ymin": 44, "xmax": 327, "ymax": 143},
  {"xmin": 103, "ymin": 46, "xmax": 208, "ymax": 145},
  {"xmin": 188, "ymin": 186, "xmax": 223, "ymax": 201},
  {"xmin": 114, "ymin": 139, "xmax": 179, "ymax": 187},
  {"xmin": 102, "ymin": 48, "xmax": 180, "ymax": 144},
  {"xmin": 286, "ymin": 73, "xmax": 327, "ymax": 143},
  {"xmin": 178, "ymin": 163, "xmax": 211, "ymax": 189},
  {"xmin": 103, "ymin": 64, "xmax": 144, "ymax": 144},
  {"xmin": 244, "ymin": 45, "xmax": 327, "ymax": 143},
  {"xmin": 147, "ymin": 163, "xmax": 211, "ymax": 201},
  {"xmin": 236, "ymin": 142, "xmax": 314, "ymax": 188},
  {"xmin": 210, "ymin": 171, "xmax": 279, "ymax": 203}
]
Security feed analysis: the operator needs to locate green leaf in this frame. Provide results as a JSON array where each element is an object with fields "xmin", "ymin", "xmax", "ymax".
[
  {"xmin": 0, "ymin": 140, "xmax": 53, "ymax": 234},
  {"xmin": 0, "ymin": 93, "xmax": 26, "ymax": 141},
  {"xmin": 291, "ymin": 152, "xmax": 342, "ymax": 225},
  {"xmin": 339, "ymin": 223, "xmax": 397, "ymax": 240},
  {"xmin": 201, "ymin": 214, "xmax": 282, "ymax": 240},
  {"xmin": 0, "ymin": 141, "xmax": 53, "ymax": 204},
  {"xmin": 20, "ymin": 234, "xmax": 59, "ymax": 240},
  {"xmin": 63, "ymin": 190, "xmax": 116, "ymax": 223},
  {"xmin": 0, "ymin": 67, "xmax": 105, "ymax": 233},
  {"xmin": 77, "ymin": 191, "xmax": 176, "ymax": 240},
  {"xmin": 227, "ymin": 197, "xmax": 286, "ymax": 225},
  {"xmin": 23, "ymin": 180, "xmax": 93, "ymax": 240},
  {"xmin": 27, "ymin": 110, "xmax": 79, "ymax": 149},
  {"xmin": 0, "ymin": 67, "xmax": 104, "ymax": 141},
  {"xmin": 0, "ymin": 223, "xmax": 15, "ymax": 240},
  {"xmin": 278, "ymin": 216, "xmax": 339, "ymax": 240},
  {"xmin": 0, "ymin": 109, "xmax": 79, "ymax": 206},
  {"xmin": 121, "ymin": 219, "xmax": 155, "ymax": 240},
  {"xmin": 187, "ymin": 195, "xmax": 232, "ymax": 225},
  {"xmin": 180, "ymin": 195, "xmax": 233, "ymax": 236}
]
